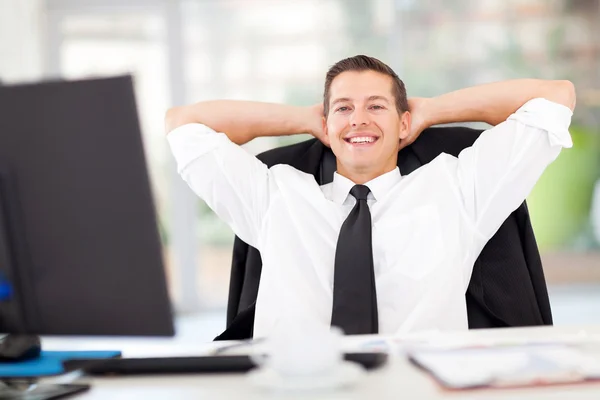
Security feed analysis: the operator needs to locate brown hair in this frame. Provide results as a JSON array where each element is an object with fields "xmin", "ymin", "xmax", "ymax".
[{"xmin": 323, "ymin": 55, "xmax": 408, "ymax": 117}]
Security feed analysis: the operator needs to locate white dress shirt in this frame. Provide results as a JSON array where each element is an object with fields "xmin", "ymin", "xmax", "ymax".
[{"xmin": 168, "ymin": 98, "xmax": 572, "ymax": 338}]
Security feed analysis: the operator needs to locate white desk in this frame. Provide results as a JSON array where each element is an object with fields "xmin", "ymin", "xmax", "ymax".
[{"xmin": 45, "ymin": 325, "xmax": 600, "ymax": 399}]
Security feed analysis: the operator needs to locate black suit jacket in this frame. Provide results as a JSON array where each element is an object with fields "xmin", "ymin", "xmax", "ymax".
[{"xmin": 215, "ymin": 126, "xmax": 553, "ymax": 340}]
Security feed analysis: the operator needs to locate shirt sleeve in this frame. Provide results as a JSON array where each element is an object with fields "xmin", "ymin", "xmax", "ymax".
[
  {"xmin": 453, "ymin": 98, "xmax": 573, "ymax": 240},
  {"xmin": 167, "ymin": 123, "xmax": 271, "ymax": 249}
]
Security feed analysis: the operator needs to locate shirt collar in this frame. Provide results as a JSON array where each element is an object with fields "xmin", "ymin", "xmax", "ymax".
[{"xmin": 330, "ymin": 167, "xmax": 402, "ymax": 205}]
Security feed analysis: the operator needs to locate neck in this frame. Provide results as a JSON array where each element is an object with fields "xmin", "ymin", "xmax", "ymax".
[{"xmin": 336, "ymin": 163, "xmax": 397, "ymax": 185}]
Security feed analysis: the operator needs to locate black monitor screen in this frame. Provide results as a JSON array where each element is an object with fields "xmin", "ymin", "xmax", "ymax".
[{"xmin": 0, "ymin": 75, "xmax": 174, "ymax": 336}]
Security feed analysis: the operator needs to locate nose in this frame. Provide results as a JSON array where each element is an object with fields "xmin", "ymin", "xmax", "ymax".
[{"xmin": 350, "ymin": 107, "xmax": 370, "ymax": 128}]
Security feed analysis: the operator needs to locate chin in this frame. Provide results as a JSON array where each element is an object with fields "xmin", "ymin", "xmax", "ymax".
[{"xmin": 345, "ymin": 160, "xmax": 376, "ymax": 172}]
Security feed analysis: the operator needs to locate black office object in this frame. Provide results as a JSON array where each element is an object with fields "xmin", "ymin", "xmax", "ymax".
[
  {"xmin": 0, "ymin": 382, "xmax": 90, "ymax": 400},
  {"xmin": 0, "ymin": 75, "xmax": 174, "ymax": 336},
  {"xmin": 65, "ymin": 352, "xmax": 388, "ymax": 375},
  {"xmin": 0, "ymin": 75, "xmax": 175, "ymax": 398},
  {"xmin": 0, "ymin": 335, "xmax": 40, "ymax": 362}
]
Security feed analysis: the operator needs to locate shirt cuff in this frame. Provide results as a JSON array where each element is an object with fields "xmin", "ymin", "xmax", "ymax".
[
  {"xmin": 167, "ymin": 123, "xmax": 229, "ymax": 173},
  {"xmin": 507, "ymin": 97, "xmax": 573, "ymax": 148}
]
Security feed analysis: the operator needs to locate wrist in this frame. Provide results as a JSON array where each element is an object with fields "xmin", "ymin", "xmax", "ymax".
[
  {"xmin": 302, "ymin": 104, "xmax": 324, "ymax": 137},
  {"xmin": 409, "ymin": 97, "xmax": 435, "ymax": 131},
  {"xmin": 420, "ymin": 97, "xmax": 438, "ymax": 127}
]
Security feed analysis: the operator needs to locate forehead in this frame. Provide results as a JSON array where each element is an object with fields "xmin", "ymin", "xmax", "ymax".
[{"xmin": 329, "ymin": 70, "xmax": 394, "ymax": 101}]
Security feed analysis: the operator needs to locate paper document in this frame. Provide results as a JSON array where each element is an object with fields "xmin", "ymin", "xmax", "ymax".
[{"xmin": 409, "ymin": 343, "xmax": 600, "ymax": 389}]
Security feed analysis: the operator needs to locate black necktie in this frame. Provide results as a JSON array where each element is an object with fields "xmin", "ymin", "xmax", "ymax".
[{"xmin": 331, "ymin": 184, "xmax": 378, "ymax": 335}]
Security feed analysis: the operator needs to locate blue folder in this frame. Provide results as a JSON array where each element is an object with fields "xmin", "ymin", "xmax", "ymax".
[{"xmin": 0, "ymin": 350, "xmax": 121, "ymax": 378}]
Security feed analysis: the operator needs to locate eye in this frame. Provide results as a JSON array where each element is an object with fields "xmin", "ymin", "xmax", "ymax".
[
  {"xmin": 369, "ymin": 104, "xmax": 385, "ymax": 110},
  {"xmin": 336, "ymin": 106, "xmax": 351, "ymax": 112}
]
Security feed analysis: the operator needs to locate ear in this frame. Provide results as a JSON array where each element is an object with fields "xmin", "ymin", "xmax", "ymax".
[
  {"xmin": 321, "ymin": 116, "xmax": 331, "ymax": 147},
  {"xmin": 398, "ymin": 111, "xmax": 411, "ymax": 141}
]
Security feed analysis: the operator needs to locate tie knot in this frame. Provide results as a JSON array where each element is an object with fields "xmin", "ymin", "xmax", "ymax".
[{"xmin": 350, "ymin": 184, "xmax": 371, "ymax": 201}]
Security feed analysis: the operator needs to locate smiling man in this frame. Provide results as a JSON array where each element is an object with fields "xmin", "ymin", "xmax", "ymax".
[{"xmin": 166, "ymin": 55, "xmax": 575, "ymax": 337}]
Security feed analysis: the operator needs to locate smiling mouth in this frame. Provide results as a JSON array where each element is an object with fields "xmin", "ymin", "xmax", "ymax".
[{"xmin": 343, "ymin": 136, "xmax": 380, "ymax": 146}]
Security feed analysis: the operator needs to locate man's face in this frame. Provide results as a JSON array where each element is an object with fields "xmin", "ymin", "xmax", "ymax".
[{"xmin": 322, "ymin": 70, "xmax": 410, "ymax": 180}]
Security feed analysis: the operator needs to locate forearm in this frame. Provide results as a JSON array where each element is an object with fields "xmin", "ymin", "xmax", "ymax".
[
  {"xmin": 423, "ymin": 79, "xmax": 576, "ymax": 127},
  {"xmin": 165, "ymin": 101, "xmax": 313, "ymax": 145}
]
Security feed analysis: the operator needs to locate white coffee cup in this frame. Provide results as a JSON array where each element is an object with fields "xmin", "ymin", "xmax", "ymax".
[{"xmin": 252, "ymin": 319, "xmax": 343, "ymax": 377}]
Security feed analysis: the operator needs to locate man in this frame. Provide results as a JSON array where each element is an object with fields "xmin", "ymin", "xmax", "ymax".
[{"xmin": 166, "ymin": 55, "xmax": 575, "ymax": 338}]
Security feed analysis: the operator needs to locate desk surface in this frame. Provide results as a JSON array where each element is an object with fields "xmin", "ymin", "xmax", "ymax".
[{"xmin": 45, "ymin": 325, "xmax": 600, "ymax": 400}]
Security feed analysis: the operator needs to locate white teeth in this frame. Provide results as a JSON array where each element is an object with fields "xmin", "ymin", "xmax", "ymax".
[{"xmin": 349, "ymin": 137, "xmax": 375, "ymax": 143}]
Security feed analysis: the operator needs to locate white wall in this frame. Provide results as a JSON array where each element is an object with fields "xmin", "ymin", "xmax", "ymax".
[{"xmin": 0, "ymin": 0, "xmax": 44, "ymax": 83}]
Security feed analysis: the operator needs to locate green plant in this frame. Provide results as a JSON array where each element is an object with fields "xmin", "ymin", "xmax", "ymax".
[{"xmin": 527, "ymin": 125, "xmax": 600, "ymax": 250}]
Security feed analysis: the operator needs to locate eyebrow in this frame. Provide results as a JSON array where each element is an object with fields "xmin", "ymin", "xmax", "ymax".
[{"xmin": 330, "ymin": 95, "xmax": 391, "ymax": 106}]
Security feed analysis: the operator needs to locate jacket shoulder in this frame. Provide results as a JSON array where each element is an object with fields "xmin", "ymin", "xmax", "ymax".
[
  {"xmin": 412, "ymin": 126, "xmax": 483, "ymax": 160},
  {"xmin": 256, "ymin": 138, "xmax": 324, "ymax": 171}
]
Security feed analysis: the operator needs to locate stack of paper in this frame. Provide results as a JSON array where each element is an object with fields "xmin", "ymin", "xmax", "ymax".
[{"xmin": 409, "ymin": 343, "xmax": 600, "ymax": 389}]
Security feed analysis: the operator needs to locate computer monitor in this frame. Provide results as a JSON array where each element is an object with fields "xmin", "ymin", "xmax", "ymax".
[{"xmin": 0, "ymin": 75, "xmax": 174, "ymax": 336}]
